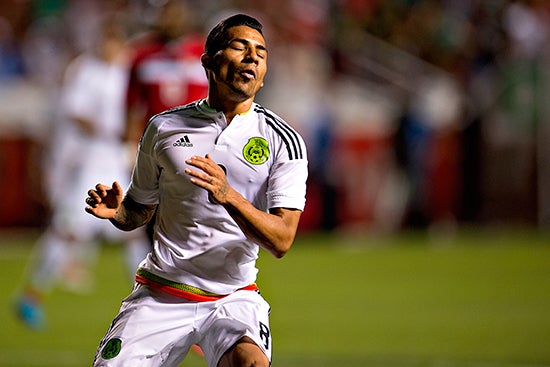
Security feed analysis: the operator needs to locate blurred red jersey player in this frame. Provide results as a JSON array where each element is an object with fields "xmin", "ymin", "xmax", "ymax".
[{"xmin": 125, "ymin": 0, "xmax": 208, "ymax": 145}]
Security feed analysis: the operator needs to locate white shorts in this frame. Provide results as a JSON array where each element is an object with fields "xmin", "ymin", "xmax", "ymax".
[{"xmin": 93, "ymin": 283, "xmax": 272, "ymax": 367}]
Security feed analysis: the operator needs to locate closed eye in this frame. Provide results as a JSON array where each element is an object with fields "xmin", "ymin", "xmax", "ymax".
[
  {"xmin": 229, "ymin": 40, "xmax": 246, "ymax": 51},
  {"xmin": 229, "ymin": 39, "xmax": 267, "ymax": 59}
]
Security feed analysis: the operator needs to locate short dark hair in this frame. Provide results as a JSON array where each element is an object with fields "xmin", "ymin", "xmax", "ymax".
[{"xmin": 204, "ymin": 14, "xmax": 263, "ymax": 56}]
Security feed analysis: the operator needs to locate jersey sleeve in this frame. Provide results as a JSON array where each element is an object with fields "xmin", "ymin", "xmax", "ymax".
[
  {"xmin": 126, "ymin": 119, "xmax": 161, "ymax": 204},
  {"xmin": 266, "ymin": 135, "xmax": 308, "ymax": 211}
]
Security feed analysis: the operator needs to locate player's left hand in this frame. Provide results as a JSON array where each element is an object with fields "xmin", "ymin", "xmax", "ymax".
[{"xmin": 185, "ymin": 154, "xmax": 232, "ymax": 205}]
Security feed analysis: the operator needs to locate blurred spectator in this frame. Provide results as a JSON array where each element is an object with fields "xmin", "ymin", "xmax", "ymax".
[
  {"xmin": 3, "ymin": 0, "xmax": 550, "ymax": 234},
  {"xmin": 481, "ymin": 0, "xmax": 550, "ymax": 223},
  {"xmin": 13, "ymin": 12, "xmax": 150, "ymax": 330}
]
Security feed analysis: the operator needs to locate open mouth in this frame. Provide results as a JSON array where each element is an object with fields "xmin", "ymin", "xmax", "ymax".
[{"xmin": 239, "ymin": 69, "xmax": 256, "ymax": 80}]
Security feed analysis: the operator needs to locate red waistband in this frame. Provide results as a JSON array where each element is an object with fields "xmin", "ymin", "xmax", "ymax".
[{"xmin": 135, "ymin": 268, "xmax": 259, "ymax": 302}]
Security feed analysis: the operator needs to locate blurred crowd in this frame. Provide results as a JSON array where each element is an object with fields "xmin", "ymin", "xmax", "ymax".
[{"xmin": 1, "ymin": 0, "xmax": 550, "ymax": 234}]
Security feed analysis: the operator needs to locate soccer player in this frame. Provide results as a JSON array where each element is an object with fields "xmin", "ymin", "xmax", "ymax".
[
  {"xmin": 85, "ymin": 13, "xmax": 308, "ymax": 367},
  {"xmin": 14, "ymin": 15, "xmax": 150, "ymax": 330},
  {"xmin": 125, "ymin": 0, "xmax": 208, "ymax": 146}
]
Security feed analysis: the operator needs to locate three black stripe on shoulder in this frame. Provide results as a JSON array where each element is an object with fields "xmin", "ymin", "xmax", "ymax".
[
  {"xmin": 255, "ymin": 105, "xmax": 304, "ymax": 160},
  {"xmin": 159, "ymin": 101, "xmax": 199, "ymax": 116}
]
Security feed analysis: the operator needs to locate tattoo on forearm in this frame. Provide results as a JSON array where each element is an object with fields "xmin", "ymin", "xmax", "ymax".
[{"xmin": 110, "ymin": 197, "xmax": 155, "ymax": 231}]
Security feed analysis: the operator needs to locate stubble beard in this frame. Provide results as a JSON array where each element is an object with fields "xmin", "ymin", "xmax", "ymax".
[{"xmin": 227, "ymin": 77, "xmax": 259, "ymax": 101}]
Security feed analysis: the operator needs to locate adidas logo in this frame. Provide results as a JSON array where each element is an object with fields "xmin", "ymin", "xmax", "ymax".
[{"xmin": 173, "ymin": 135, "xmax": 193, "ymax": 147}]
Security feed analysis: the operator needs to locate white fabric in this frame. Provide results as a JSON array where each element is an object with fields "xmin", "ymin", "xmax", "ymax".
[
  {"xmin": 127, "ymin": 100, "xmax": 308, "ymax": 294},
  {"xmin": 93, "ymin": 283, "xmax": 272, "ymax": 367},
  {"xmin": 48, "ymin": 54, "xmax": 132, "ymax": 241}
]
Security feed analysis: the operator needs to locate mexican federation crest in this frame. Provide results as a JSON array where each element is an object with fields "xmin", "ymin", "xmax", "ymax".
[{"xmin": 243, "ymin": 137, "xmax": 270, "ymax": 165}]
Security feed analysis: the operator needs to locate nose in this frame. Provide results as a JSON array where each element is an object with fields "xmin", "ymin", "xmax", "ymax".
[{"xmin": 244, "ymin": 48, "xmax": 260, "ymax": 64}]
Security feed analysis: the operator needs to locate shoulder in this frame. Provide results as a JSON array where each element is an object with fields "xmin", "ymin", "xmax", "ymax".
[
  {"xmin": 144, "ymin": 100, "xmax": 205, "ymax": 132},
  {"xmin": 254, "ymin": 104, "xmax": 306, "ymax": 161},
  {"xmin": 254, "ymin": 104, "xmax": 300, "ymax": 136},
  {"xmin": 155, "ymin": 100, "xmax": 207, "ymax": 121},
  {"xmin": 63, "ymin": 54, "xmax": 91, "ymax": 77},
  {"xmin": 128, "ymin": 32, "xmax": 164, "ymax": 57}
]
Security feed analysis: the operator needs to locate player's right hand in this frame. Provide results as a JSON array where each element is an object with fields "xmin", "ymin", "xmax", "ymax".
[{"xmin": 85, "ymin": 181, "xmax": 123, "ymax": 219}]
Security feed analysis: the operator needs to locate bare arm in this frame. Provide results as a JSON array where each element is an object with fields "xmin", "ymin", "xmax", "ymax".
[
  {"xmin": 85, "ymin": 181, "xmax": 156, "ymax": 231},
  {"xmin": 226, "ymin": 202, "xmax": 302, "ymax": 258},
  {"xmin": 124, "ymin": 107, "xmax": 147, "ymax": 147},
  {"xmin": 185, "ymin": 155, "xmax": 302, "ymax": 258}
]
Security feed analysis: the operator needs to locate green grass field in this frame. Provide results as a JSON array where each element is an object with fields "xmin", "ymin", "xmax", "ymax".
[{"xmin": 1, "ymin": 228, "xmax": 550, "ymax": 367}]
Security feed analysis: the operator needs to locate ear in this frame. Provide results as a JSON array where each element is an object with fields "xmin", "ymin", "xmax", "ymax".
[{"xmin": 201, "ymin": 53, "xmax": 211, "ymax": 69}]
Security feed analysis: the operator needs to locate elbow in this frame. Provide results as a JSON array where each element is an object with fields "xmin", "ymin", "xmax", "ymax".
[
  {"xmin": 109, "ymin": 218, "xmax": 137, "ymax": 232},
  {"xmin": 272, "ymin": 249, "xmax": 287, "ymax": 259},
  {"xmin": 272, "ymin": 249, "xmax": 286, "ymax": 259},
  {"xmin": 270, "ymin": 240, "xmax": 293, "ymax": 259}
]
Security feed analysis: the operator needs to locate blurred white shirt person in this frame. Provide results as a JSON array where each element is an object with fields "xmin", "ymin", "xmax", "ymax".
[{"xmin": 15, "ymin": 16, "xmax": 149, "ymax": 330}]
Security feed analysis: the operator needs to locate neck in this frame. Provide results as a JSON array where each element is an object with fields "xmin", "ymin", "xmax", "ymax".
[{"xmin": 206, "ymin": 94, "xmax": 254, "ymax": 124}]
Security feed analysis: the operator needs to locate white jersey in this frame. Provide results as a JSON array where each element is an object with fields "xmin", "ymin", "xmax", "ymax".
[
  {"xmin": 48, "ymin": 54, "xmax": 132, "ymax": 240},
  {"xmin": 127, "ymin": 99, "xmax": 308, "ymax": 294}
]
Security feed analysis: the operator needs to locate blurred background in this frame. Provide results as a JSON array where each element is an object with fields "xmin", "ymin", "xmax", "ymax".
[
  {"xmin": 2, "ymin": 2, "xmax": 550, "ymax": 366},
  {"xmin": 1, "ymin": 0, "xmax": 550, "ymax": 235}
]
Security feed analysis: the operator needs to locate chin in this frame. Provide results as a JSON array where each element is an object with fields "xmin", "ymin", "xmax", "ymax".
[{"xmin": 230, "ymin": 85, "xmax": 256, "ymax": 99}]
